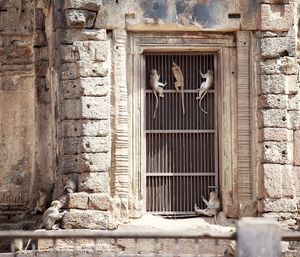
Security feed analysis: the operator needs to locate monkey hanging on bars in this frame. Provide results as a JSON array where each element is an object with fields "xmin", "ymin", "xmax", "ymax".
[
  {"xmin": 149, "ymin": 69, "xmax": 167, "ymax": 119},
  {"xmin": 196, "ymin": 69, "xmax": 214, "ymax": 114},
  {"xmin": 172, "ymin": 62, "xmax": 185, "ymax": 115}
]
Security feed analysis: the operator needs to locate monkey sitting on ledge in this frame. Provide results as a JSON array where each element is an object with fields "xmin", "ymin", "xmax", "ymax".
[{"xmin": 194, "ymin": 191, "xmax": 220, "ymax": 219}]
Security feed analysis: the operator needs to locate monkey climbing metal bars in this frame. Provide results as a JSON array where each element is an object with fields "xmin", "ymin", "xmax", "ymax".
[{"xmin": 145, "ymin": 53, "xmax": 218, "ymax": 216}]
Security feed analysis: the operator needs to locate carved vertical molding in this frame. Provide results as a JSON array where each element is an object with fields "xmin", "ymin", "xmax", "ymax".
[
  {"xmin": 236, "ymin": 31, "xmax": 253, "ymax": 202},
  {"xmin": 111, "ymin": 29, "xmax": 129, "ymax": 221}
]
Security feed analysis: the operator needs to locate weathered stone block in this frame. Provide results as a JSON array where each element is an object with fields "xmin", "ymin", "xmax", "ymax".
[
  {"xmin": 74, "ymin": 41, "xmax": 109, "ymax": 62},
  {"xmin": 294, "ymin": 130, "xmax": 300, "ymax": 165},
  {"xmin": 82, "ymin": 96, "xmax": 109, "ymax": 119},
  {"xmin": 62, "ymin": 120, "xmax": 109, "ymax": 137},
  {"xmin": 62, "ymin": 79, "xmax": 82, "ymax": 99},
  {"xmin": 288, "ymin": 110, "xmax": 300, "ymax": 129},
  {"xmin": 260, "ymin": 57, "xmax": 299, "ymax": 75},
  {"xmin": 260, "ymin": 74, "xmax": 287, "ymax": 94},
  {"xmin": 62, "ymin": 100, "xmax": 81, "ymax": 119},
  {"xmin": 65, "ymin": 10, "xmax": 96, "ymax": 29},
  {"xmin": 80, "ymin": 77, "xmax": 109, "ymax": 96},
  {"xmin": 262, "ymin": 198, "xmax": 298, "ymax": 212},
  {"xmin": 35, "ymin": 60, "xmax": 48, "ymax": 77},
  {"xmin": 36, "ymin": 77, "xmax": 50, "ymax": 105},
  {"xmin": 66, "ymin": 192, "xmax": 89, "ymax": 209},
  {"xmin": 35, "ymin": 8, "xmax": 45, "ymax": 30},
  {"xmin": 263, "ymin": 164, "xmax": 282, "ymax": 198},
  {"xmin": 0, "ymin": 7, "xmax": 34, "ymax": 35},
  {"xmin": 258, "ymin": 94, "xmax": 287, "ymax": 109},
  {"xmin": 61, "ymin": 63, "xmax": 80, "ymax": 80},
  {"xmin": 62, "ymin": 78, "xmax": 109, "ymax": 99},
  {"xmin": 62, "ymin": 120, "xmax": 82, "ymax": 137},
  {"xmin": 34, "ymin": 30, "xmax": 47, "ymax": 47},
  {"xmin": 61, "ymin": 29, "xmax": 107, "ymax": 44},
  {"xmin": 63, "ymin": 0, "xmax": 102, "ymax": 11},
  {"xmin": 60, "ymin": 45, "xmax": 80, "ymax": 63},
  {"xmin": 258, "ymin": 128, "xmax": 293, "ymax": 142},
  {"xmin": 34, "ymin": 47, "xmax": 48, "ymax": 61},
  {"xmin": 260, "ymin": 141, "xmax": 293, "ymax": 164},
  {"xmin": 62, "ymin": 153, "xmax": 110, "ymax": 173},
  {"xmin": 62, "ymin": 209, "xmax": 109, "ymax": 230},
  {"xmin": 258, "ymin": 109, "xmax": 288, "ymax": 128},
  {"xmin": 282, "ymin": 166, "xmax": 295, "ymax": 197},
  {"xmin": 286, "ymin": 75, "xmax": 299, "ymax": 94},
  {"xmin": 261, "ymin": 37, "xmax": 288, "ymax": 58},
  {"xmin": 261, "ymin": 4, "xmax": 293, "ymax": 31},
  {"xmin": 63, "ymin": 137, "xmax": 109, "ymax": 154},
  {"xmin": 78, "ymin": 61, "xmax": 109, "ymax": 77},
  {"xmin": 82, "ymin": 137, "xmax": 110, "ymax": 153},
  {"xmin": 78, "ymin": 172, "xmax": 109, "ymax": 193},
  {"xmin": 82, "ymin": 120, "xmax": 109, "ymax": 136},
  {"xmin": 294, "ymin": 166, "xmax": 300, "ymax": 196},
  {"xmin": 89, "ymin": 193, "xmax": 110, "ymax": 210},
  {"xmin": 288, "ymin": 94, "xmax": 300, "ymax": 110}
]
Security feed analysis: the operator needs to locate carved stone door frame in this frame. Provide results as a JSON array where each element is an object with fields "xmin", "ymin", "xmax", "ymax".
[{"xmin": 127, "ymin": 32, "xmax": 253, "ymax": 217}]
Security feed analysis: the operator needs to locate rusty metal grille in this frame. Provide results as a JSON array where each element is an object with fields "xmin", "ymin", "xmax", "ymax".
[{"xmin": 145, "ymin": 53, "xmax": 218, "ymax": 215}]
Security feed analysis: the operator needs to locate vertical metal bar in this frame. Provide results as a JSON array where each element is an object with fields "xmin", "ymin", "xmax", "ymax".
[
  {"xmin": 174, "ymin": 239, "xmax": 179, "ymax": 257},
  {"xmin": 134, "ymin": 238, "xmax": 138, "ymax": 257},
  {"xmin": 92, "ymin": 238, "xmax": 96, "ymax": 256},
  {"xmin": 53, "ymin": 238, "xmax": 57, "ymax": 253},
  {"xmin": 73, "ymin": 238, "xmax": 77, "ymax": 257},
  {"xmin": 214, "ymin": 53, "xmax": 219, "ymax": 191},
  {"xmin": 195, "ymin": 238, "xmax": 200, "ymax": 257},
  {"xmin": 114, "ymin": 238, "xmax": 118, "ymax": 257},
  {"xmin": 155, "ymin": 238, "xmax": 159, "ymax": 256},
  {"xmin": 32, "ymin": 241, "xmax": 36, "ymax": 257}
]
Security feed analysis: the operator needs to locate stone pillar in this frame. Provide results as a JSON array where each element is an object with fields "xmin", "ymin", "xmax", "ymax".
[
  {"xmin": 237, "ymin": 218, "xmax": 281, "ymax": 257},
  {"xmin": 0, "ymin": 0, "xmax": 36, "ymax": 221},
  {"xmin": 110, "ymin": 29, "xmax": 130, "ymax": 224},
  {"xmin": 34, "ymin": 0, "xmax": 57, "ymax": 201},
  {"xmin": 53, "ymin": 0, "xmax": 114, "ymax": 229},
  {"xmin": 258, "ymin": 0, "xmax": 300, "ymax": 229}
]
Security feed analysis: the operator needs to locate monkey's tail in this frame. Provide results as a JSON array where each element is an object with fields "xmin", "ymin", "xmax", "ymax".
[
  {"xmin": 181, "ymin": 90, "xmax": 185, "ymax": 115},
  {"xmin": 199, "ymin": 91, "xmax": 208, "ymax": 114},
  {"xmin": 153, "ymin": 93, "xmax": 158, "ymax": 119}
]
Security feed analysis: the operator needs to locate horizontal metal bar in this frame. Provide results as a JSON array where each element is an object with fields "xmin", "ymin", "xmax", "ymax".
[
  {"xmin": 282, "ymin": 232, "xmax": 300, "ymax": 241},
  {"xmin": 146, "ymin": 173, "xmax": 216, "ymax": 176},
  {"xmin": 146, "ymin": 130, "xmax": 215, "ymax": 134},
  {"xmin": 0, "ymin": 230, "xmax": 236, "ymax": 240},
  {"xmin": 146, "ymin": 89, "xmax": 215, "ymax": 93}
]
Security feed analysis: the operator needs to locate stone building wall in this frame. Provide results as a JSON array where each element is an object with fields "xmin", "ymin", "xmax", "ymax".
[
  {"xmin": 258, "ymin": 0, "xmax": 300, "ymax": 230},
  {"xmin": 0, "ymin": 0, "xmax": 300, "ymax": 230}
]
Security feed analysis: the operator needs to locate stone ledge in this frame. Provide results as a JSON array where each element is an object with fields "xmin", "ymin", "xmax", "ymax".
[{"xmin": 62, "ymin": 209, "xmax": 110, "ymax": 229}]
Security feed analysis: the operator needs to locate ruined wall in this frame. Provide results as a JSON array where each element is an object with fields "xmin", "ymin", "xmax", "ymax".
[
  {"xmin": 257, "ymin": 0, "xmax": 300, "ymax": 230},
  {"xmin": 53, "ymin": 0, "xmax": 113, "ymax": 229},
  {"xmin": 0, "ymin": 0, "xmax": 57, "ymax": 223}
]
